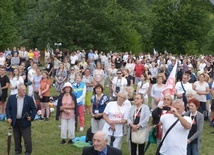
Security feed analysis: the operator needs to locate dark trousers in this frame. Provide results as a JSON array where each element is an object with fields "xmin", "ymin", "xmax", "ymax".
[
  {"xmin": 131, "ymin": 141, "xmax": 145, "ymax": 155},
  {"xmin": 13, "ymin": 120, "xmax": 32, "ymax": 155}
]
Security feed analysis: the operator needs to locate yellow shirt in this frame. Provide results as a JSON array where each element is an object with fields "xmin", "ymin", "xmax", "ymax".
[{"xmin": 28, "ymin": 52, "xmax": 34, "ymax": 59}]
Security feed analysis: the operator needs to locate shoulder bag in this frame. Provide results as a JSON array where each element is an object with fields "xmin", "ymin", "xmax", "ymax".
[
  {"xmin": 131, "ymin": 106, "xmax": 148, "ymax": 144},
  {"xmin": 181, "ymin": 82, "xmax": 187, "ymax": 106}
]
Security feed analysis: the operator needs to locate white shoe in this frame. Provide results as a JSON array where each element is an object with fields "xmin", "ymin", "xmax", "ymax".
[{"xmin": 79, "ymin": 127, "xmax": 84, "ymax": 132}]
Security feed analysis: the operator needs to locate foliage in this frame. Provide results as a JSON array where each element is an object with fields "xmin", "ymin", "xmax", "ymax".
[
  {"xmin": 0, "ymin": 0, "xmax": 214, "ymax": 54},
  {"xmin": 0, "ymin": 0, "xmax": 18, "ymax": 50},
  {"xmin": 151, "ymin": 0, "xmax": 213, "ymax": 54}
]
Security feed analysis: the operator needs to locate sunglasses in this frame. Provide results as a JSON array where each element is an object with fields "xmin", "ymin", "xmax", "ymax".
[{"xmin": 117, "ymin": 73, "xmax": 122, "ymax": 74}]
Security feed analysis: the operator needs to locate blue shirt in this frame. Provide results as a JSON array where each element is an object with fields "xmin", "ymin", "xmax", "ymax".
[{"xmin": 99, "ymin": 146, "xmax": 107, "ymax": 155}]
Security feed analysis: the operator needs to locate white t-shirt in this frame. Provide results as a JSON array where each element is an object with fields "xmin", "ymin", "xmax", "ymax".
[
  {"xmin": 28, "ymin": 69, "xmax": 36, "ymax": 82},
  {"xmin": 199, "ymin": 63, "xmax": 206, "ymax": 72},
  {"xmin": 112, "ymin": 77, "xmax": 127, "ymax": 97},
  {"xmin": 194, "ymin": 81, "xmax": 209, "ymax": 102},
  {"xmin": 102, "ymin": 101, "xmax": 129, "ymax": 137},
  {"xmin": 10, "ymin": 76, "xmax": 24, "ymax": 95},
  {"xmin": 70, "ymin": 55, "xmax": 78, "ymax": 65},
  {"xmin": 0, "ymin": 56, "xmax": 6, "ymax": 66},
  {"xmin": 175, "ymin": 81, "xmax": 192, "ymax": 94},
  {"xmin": 125, "ymin": 63, "xmax": 135, "ymax": 75},
  {"xmin": 137, "ymin": 81, "xmax": 150, "ymax": 98},
  {"xmin": 123, "ymin": 54, "xmax": 129, "ymax": 62},
  {"xmin": 160, "ymin": 114, "xmax": 192, "ymax": 155}
]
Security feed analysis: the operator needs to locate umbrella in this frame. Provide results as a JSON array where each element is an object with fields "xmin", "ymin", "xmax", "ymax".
[
  {"xmin": 7, "ymin": 123, "xmax": 12, "ymax": 155},
  {"xmin": 144, "ymin": 126, "xmax": 157, "ymax": 153}
]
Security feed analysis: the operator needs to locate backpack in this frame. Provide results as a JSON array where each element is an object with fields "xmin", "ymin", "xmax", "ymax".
[
  {"xmin": 0, "ymin": 114, "xmax": 5, "ymax": 121},
  {"xmin": 86, "ymin": 127, "xmax": 93, "ymax": 144}
]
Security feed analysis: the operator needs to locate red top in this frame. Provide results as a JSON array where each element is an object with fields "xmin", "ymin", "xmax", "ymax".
[{"xmin": 134, "ymin": 64, "xmax": 145, "ymax": 77}]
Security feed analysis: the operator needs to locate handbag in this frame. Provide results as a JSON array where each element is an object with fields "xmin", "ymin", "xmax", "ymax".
[
  {"xmin": 155, "ymin": 119, "xmax": 179, "ymax": 155},
  {"xmin": 110, "ymin": 129, "xmax": 115, "ymax": 146},
  {"xmin": 131, "ymin": 128, "xmax": 147, "ymax": 144},
  {"xmin": 131, "ymin": 105, "xmax": 147, "ymax": 144}
]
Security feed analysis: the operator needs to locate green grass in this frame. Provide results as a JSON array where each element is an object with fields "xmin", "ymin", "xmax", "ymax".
[{"xmin": 0, "ymin": 86, "xmax": 214, "ymax": 155}]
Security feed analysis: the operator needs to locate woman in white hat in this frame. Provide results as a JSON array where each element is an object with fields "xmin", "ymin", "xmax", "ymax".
[{"xmin": 56, "ymin": 82, "xmax": 78, "ymax": 145}]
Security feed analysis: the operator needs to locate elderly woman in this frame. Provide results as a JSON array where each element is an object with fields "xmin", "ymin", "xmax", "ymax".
[
  {"xmin": 186, "ymin": 98, "xmax": 204, "ymax": 155},
  {"xmin": 56, "ymin": 82, "xmax": 78, "ymax": 144},
  {"xmin": 102, "ymin": 91, "xmax": 129, "ymax": 149},
  {"xmin": 152, "ymin": 94, "xmax": 173, "ymax": 145},
  {"xmin": 127, "ymin": 94, "xmax": 150, "ymax": 155},
  {"xmin": 90, "ymin": 84, "xmax": 109, "ymax": 134},
  {"xmin": 186, "ymin": 90, "xmax": 203, "ymax": 113}
]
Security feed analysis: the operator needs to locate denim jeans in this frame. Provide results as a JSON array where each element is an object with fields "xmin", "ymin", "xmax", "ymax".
[{"xmin": 187, "ymin": 143, "xmax": 198, "ymax": 155}]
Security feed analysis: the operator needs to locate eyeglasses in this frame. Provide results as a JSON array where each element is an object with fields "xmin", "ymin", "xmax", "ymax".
[
  {"xmin": 164, "ymin": 98, "xmax": 171, "ymax": 101},
  {"xmin": 117, "ymin": 73, "xmax": 122, "ymax": 75}
]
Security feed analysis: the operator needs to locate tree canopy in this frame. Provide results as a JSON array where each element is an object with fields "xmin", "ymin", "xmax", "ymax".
[{"xmin": 0, "ymin": 0, "xmax": 214, "ymax": 54}]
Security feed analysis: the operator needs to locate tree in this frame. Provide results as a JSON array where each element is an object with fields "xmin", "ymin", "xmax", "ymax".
[
  {"xmin": 151, "ymin": 0, "xmax": 212, "ymax": 54},
  {"xmin": 0, "ymin": 0, "xmax": 18, "ymax": 50}
]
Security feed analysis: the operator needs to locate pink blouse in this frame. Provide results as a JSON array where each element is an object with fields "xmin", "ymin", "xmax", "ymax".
[{"xmin": 61, "ymin": 95, "xmax": 75, "ymax": 119}]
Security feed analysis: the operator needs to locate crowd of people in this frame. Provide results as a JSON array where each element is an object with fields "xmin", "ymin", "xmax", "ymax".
[{"xmin": 0, "ymin": 47, "xmax": 214, "ymax": 155}]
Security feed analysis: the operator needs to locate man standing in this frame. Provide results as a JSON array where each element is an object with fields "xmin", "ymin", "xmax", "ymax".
[
  {"xmin": 158, "ymin": 99, "xmax": 192, "ymax": 155},
  {"xmin": 6, "ymin": 84, "xmax": 36, "ymax": 155},
  {"xmin": 175, "ymin": 73, "xmax": 193, "ymax": 107},
  {"xmin": 0, "ymin": 66, "xmax": 10, "ymax": 114},
  {"xmin": 82, "ymin": 131, "xmax": 122, "ymax": 155}
]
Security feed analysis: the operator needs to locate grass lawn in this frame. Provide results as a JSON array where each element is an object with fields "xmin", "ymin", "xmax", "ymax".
[{"xmin": 0, "ymin": 86, "xmax": 214, "ymax": 155}]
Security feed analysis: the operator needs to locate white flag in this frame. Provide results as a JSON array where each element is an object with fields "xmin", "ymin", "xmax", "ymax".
[{"xmin": 158, "ymin": 60, "xmax": 178, "ymax": 106}]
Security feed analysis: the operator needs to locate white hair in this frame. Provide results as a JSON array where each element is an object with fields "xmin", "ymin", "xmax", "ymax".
[
  {"xmin": 118, "ymin": 91, "xmax": 128, "ymax": 100},
  {"xmin": 172, "ymin": 99, "xmax": 184, "ymax": 107},
  {"xmin": 186, "ymin": 89, "xmax": 197, "ymax": 98},
  {"xmin": 17, "ymin": 83, "xmax": 26, "ymax": 90}
]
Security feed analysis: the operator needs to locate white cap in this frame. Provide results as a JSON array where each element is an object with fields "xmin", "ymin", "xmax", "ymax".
[{"xmin": 62, "ymin": 82, "xmax": 73, "ymax": 90}]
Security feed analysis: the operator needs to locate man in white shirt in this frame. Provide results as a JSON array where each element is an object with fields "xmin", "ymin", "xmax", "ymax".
[
  {"xmin": 159, "ymin": 99, "xmax": 192, "ymax": 155},
  {"xmin": 175, "ymin": 73, "xmax": 192, "ymax": 107}
]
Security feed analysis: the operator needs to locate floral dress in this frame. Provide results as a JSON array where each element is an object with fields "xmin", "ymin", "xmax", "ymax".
[{"xmin": 55, "ymin": 69, "xmax": 67, "ymax": 92}]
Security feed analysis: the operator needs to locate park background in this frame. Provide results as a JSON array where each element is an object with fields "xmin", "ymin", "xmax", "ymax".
[{"xmin": 1, "ymin": 0, "xmax": 214, "ymax": 155}]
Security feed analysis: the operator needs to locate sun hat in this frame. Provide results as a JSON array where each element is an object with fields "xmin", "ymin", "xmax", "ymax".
[{"xmin": 62, "ymin": 82, "xmax": 73, "ymax": 90}]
